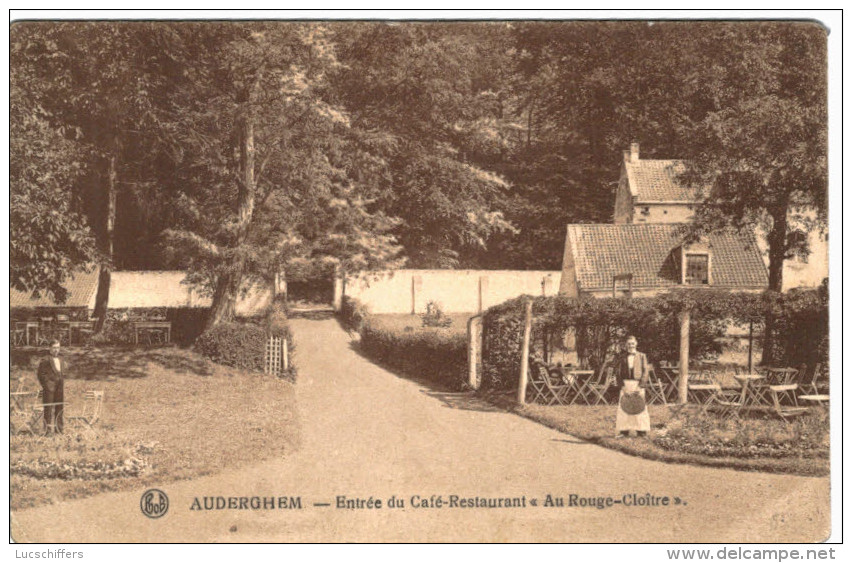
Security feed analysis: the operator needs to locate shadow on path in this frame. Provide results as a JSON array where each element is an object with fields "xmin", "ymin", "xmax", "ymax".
[
  {"xmin": 346, "ymin": 340, "xmax": 504, "ymax": 414},
  {"xmin": 420, "ymin": 390, "xmax": 505, "ymax": 412}
]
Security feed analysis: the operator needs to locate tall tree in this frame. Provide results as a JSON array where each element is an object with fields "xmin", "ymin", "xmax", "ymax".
[
  {"xmin": 10, "ymin": 26, "xmax": 97, "ymax": 300},
  {"xmin": 677, "ymin": 23, "xmax": 828, "ymax": 362},
  {"xmin": 157, "ymin": 23, "xmax": 402, "ymax": 328},
  {"xmin": 10, "ymin": 22, "xmax": 165, "ymax": 328},
  {"xmin": 331, "ymin": 23, "xmax": 516, "ymax": 268}
]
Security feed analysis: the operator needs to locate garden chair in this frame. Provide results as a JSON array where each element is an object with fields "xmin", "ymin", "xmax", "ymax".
[
  {"xmin": 686, "ymin": 371, "xmax": 723, "ymax": 415},
  {"xmin": 584, "ymin": 367, "xmax": 615, "ymax": 405},
  {"xmin": 769, "ymin": 384, "xmax": 808, "ymax": 421},
  {"xmin": 67, "ymin": 390, "xmax": 105, "ymax": 436},
  {"xmin": 526, "ymin": 361, "xmax": 550, "ymax": 404},
  {"xmin": 527, "ymin": 360, "xmax": 571, "ymax": 406},
  {"xmin": 29, "ymin": 389, "xmax": 67, "ymax": 435},
  {"xmin": 707, "ymin": 382, "xmax": 747, "ymax": 419},
  {"xmin": 797, "ymin": 363, "xmax": 829, "ymax": 409},
  {"xmin": 802, "ymin": 363, "xmax": 829, "ymax": 395},
  {"xmin": 644, "ymin": 365, "xmax": 668, "ymax": 406}
]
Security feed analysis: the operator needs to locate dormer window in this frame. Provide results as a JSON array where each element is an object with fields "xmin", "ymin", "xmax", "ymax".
[{"xmin": 684, "ymin": 253, "xmax": 710, "ymax": 285}]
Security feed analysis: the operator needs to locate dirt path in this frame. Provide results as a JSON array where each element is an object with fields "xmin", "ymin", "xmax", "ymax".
[{"xmin": 11, "ymin": 318, "xmax": 830, "ymax": 542}]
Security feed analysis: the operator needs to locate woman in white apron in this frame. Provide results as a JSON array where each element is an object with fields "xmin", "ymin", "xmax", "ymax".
[{"xmin": 613, "ymin": 336, "xmax": 651, "ymax": 438}]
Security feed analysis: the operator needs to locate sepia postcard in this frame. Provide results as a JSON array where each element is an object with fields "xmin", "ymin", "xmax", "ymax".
[{"xmin": 7, "ymin": 12, "xmax": 839, "ymax": 546}]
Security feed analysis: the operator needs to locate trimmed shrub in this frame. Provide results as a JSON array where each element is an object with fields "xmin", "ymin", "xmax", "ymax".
[
  {"xmin": 360, "ymin": 319, "xmax": 468, "ymax": 390},
  {"xmin": 194, "ymin": 322, "xmax": 266, "ymax": 372},
  {"xmin": 421, "ymin": 301, "xmax": 453, "ymax": 328},
  {"xmin": 339, "ymin": 295, "xmax": 370, "ymax": 333}
]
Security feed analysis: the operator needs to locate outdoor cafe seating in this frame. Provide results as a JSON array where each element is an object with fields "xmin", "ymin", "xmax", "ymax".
[
  {"xmin": 11, "ymin": 315, "xmax": 97, "ymax": 348},
  {"xmin": 11, "ymin": 314, "xmax": 171, "ymax": 348}
]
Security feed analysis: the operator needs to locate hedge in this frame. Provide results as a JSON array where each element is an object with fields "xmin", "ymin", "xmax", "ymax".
[
  {"xmin": 481, "ymin": 288, "xmax": 827, "ymax": 392},
  {"xmin": 768, "ymin": 283, "xmax": 829, "ymax": 372},
  {"xmin": 194, "ymin": 299, "xmax": 297, "ymax": 379},
  {"xmin": 194, "ymin": 321, "xmax": 267, "ymax": 371},
  {"xmin": 359, "ymin": 317, "xmax": 468, "ymax": 390},
  {"xmin": 339, "ymin": 295, "xmax": 370, "ymax": 333}
]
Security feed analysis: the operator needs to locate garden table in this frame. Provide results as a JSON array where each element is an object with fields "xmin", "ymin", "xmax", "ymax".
[
  {"xmin": 798, "ymin": 394, "xmax": 829, "ymax": 409},
  {"xmin": 133, "ymin": 321, "xmax": 171, "ymax": 345},
  {"xmin": 657, "ymin": 365, "xmax": 681, "ymax": 402},
  {"xmin": 733, "ymin": 373, "xmax": 770, "ymax": 408},
  {"xmin": 10, "ymin": 390, "xmax": 38, "ymax": 412},
  {"xmin": 566, "ymin": 370, "xmax": 595, "ymax": 405},
  {"xmin": 14, "ymin": 321, "xmax": 39, "ymax": 346}
]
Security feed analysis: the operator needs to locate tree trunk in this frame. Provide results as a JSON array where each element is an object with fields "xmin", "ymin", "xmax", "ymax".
[
  {"xmin": 205, "ymin": 269, "xmax": 240, "ymax": 328},
  {"xmin": 761, "ymin": 205, "xmax": 788, "ymax": 365},
  {"xmin": 93, "ymin": 149, "xmax": 118, "ymax": 333},
  {"xmin": 205, "ymin": 111, "xmax": 256, "ymax": 329}
]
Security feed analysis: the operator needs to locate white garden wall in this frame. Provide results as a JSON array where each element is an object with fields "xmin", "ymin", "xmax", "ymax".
[{"xmin": 339, "ymin": 269, "xmax": 562, "ymax": 314}]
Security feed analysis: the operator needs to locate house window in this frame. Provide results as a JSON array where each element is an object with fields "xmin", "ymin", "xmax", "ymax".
[{"xmin": 685, "ymin": 254, "xmax": 709, "ymax": 285}]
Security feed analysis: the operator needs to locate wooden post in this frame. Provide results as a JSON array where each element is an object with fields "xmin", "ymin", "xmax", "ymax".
[
  {"xmin": 678, "ymin": 310, "xmax": 690, "ymax": 404},
  {"xmin": 283, "ymin": 339, "xmax": 289, "ymax": 371},
  {"xmin": 478, "ymin": 276, "xmax": 489, "ymax": 314},
  {"xmin": 747, "ymin": 321, "xmax": 754, "ymax": 374},
  {"xmin": 468, "ymin": 315, "xmax": 482, "ymax": 389},
  {"xmin": 411, "ymin": 276, "xmax": 416, "ymax": 315},
  {"xmin": 517, "ymin": 300, "xmax": 534, "ymax": 405},
  {"xmin": 411, "ymin": 275, "xmax": 423, "ymax": 315}
]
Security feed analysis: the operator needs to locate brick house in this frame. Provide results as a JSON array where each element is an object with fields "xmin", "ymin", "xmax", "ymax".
[
  {"xmin": 613, "ymin": 143, "xmax": 698, "ymax": 225},
  {"xmin": 560, "ymin": 143, "xmax": 770, "ymax": 298},
  {"xmin": 610, "ymin": 143, "xmax": 826, "ymax": 290}
]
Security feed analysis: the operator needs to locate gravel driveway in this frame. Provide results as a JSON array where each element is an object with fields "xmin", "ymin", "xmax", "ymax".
[{"xmin": 11, "ymin": 318, "xmax": 830, "ymax": 542}]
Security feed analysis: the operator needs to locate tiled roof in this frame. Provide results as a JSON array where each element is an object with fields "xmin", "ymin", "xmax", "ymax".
[
  {"xmin": 566, "ymin": 224, "xmax": 769, "ymax": 291},
  {"xmin": 625, "ymin": 159, "xmax": 700, "ymax": 202},
  {"xmin": 10, "ymin": 268, "xmax": 100, "ymax": 308}
]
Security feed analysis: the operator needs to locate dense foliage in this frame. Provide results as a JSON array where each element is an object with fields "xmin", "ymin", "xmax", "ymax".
[
  {"xmin": 480, "ymin": 290, "xmax": 826, "ymax": 392},
  {"xmin": 767, "ymin": 282, "xmax": 829, "ymax": 372},
  {"xmin": 10, "ymin": 22, "xmax": 827, "ymax": 338}
]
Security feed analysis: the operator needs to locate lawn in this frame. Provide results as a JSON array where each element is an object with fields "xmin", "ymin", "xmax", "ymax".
[
  {"xmin": 10, "ymin": 346, "xmax": 299, "ymax": 511},
  {"xmin": 496, "ymin": 398, "xmax": 829, "ymax": 477},
  {"xmin": 367, "ymin": 313, "xmax": 472, "ymax": 335}
]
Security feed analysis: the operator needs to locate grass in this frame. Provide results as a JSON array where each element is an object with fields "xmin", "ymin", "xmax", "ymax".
[
  {"xmin": 483, "ymin": 395, "xmax": 829, "ymax": 477},
  {"xmin": 10, "ymin": 346, "xmax": 299, "ymax": 511},
  {"xmin": 368, "ymin": 313, "xmax": 472, "ymax": 335}
]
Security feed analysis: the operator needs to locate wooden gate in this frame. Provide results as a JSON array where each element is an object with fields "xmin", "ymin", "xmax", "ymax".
[{"xmin": 264, "ymin": 334, "xmax": 289, "ymax": 376}]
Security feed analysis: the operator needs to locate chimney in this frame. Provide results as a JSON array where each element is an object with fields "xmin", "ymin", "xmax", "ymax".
[{"xmin": 630, "ymin": 142, "xmax": 640, "ymax": 162}]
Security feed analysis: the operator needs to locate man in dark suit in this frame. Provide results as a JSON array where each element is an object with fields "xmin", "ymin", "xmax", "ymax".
[{"xmin": 37, "ymin": 339, "xmax": 66, "ymax": 434}]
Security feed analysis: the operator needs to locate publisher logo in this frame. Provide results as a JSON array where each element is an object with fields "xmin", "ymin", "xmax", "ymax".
[{"xmin": 140, "ymin": 489, "xmax": 169, "ymax": 519}]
